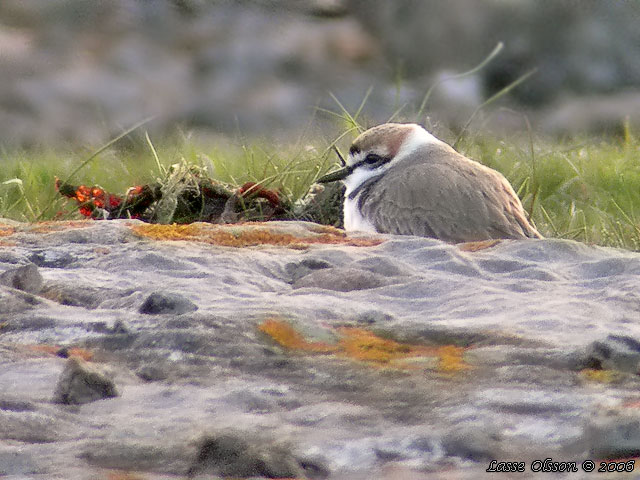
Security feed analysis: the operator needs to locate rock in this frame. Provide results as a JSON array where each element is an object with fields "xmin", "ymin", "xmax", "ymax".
[
  {"xmin": 53, "ymin": 357, "xmax": 118, "ymax": 405},
  {"xmin": 187, "ymin": 432, "xmax": 313, "ymax": 479},
  {"xmin": 3, "ymin": 0, "xmax": 640, "ymax": 146},
  {"xmin": 40, "ymin": 283, "xmax": 103, "ymax": 309},
  {"xmin": 0, "ymin": 286, "xmax": 40, "ymax": 313},
  {"xmin": 586, "ymin": 409, "xmax": 640, "ymax": 459},
  {"xmin": 6, "ymin": 220, "xmax": 640, "ymax": 478},
  {"xmin": 285, "ymin": 258, "xmax": 333, "ymax": 283},
  {"xmin": 0, "ymin": 263, "xmax": 43, "ymax": 294},
  {"xmin": 29, "ymin": 250, "xmax": 76, "ymax": 268},
  {"xmin": 139, "ymin": 292, "xmax": 198, "ymax": 315},
  {"xmin": 292, "ymin": 266, "xmax": 389, "ymax": 291},
  {"xmin": 540, "ymin": 91, "xmax": 640, "ymax": 136},
  {"xmin": 584, "ymin": 335, "xmax": 640, "ymax": 373}
]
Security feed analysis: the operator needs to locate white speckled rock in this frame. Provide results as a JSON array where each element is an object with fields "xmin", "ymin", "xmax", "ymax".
[{"xmin": 2, "ymin": 218, "xmax": 640, "ymax": 479}]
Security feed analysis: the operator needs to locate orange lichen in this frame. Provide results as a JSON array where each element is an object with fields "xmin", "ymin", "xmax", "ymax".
[
  {"xmin": 337, "ymin": 327, "xmax": 416, "ymax": 365},
  {"xmin": 436, "ymin": 344, "xmax": 470, "ymax": 373},
  {"xmin": 258, "ymin": 318, "xmax": 336, "ymax": 353},
  {"xmin": 259, "ymin": 319, "xmax": 471, "ymax": 372},
  {"xmin": 130, "ymin": 223, "xmax": 383, "ymax": 249},
  {"xmin": 0, "ymin": 225, "xmax": 15, "ymax": 237},
  {"xmin": 24, "ymin": 344, "xmax": 94, "ymax": 361},
  {"xmin": 458, "ymin": 239, "xmax": 501, "ymax": 252}
]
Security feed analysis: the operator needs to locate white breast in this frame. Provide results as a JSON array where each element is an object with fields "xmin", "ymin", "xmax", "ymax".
[{"xmin": 344, "ymin": 194, "xmax": 377, "ymax": 233}]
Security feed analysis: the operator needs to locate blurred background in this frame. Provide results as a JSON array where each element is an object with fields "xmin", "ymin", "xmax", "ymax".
[{"xmin": 1, "ymin": 0, "xmax": 640, "ymax": 148}]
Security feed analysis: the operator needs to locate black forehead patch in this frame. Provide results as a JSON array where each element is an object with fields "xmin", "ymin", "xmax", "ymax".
[{"xmin": 349, "ymin": 145, "xmax": 360, "ymax": 155}]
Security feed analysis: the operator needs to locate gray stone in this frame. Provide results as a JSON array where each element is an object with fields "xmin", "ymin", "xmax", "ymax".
[
  {"xmin": 584, "ymin": 335, "xmax": 640, "ymax": 373},
  {"xmin": 187, "ymin": 432, "xmax": 311, "ymax": 479},
  {"xmin": 285, "ymin": 258, "xmax": 333, "ymax": 283},
  {"xmin": 0, "ymin": 263, "xmax": 43, "ymax": 294},
  {"xmin": 139, "ymin": 291, "xmax": 198, "ymax": 315},
  {"xmin": 586, "ymin": 410, "xmax": 640, "ymax": 459},
  {"xmin": 53, "ymin": 357, "xmax": 118, "ymax": 405},
  {"xmin": 292, "ymin": 266, "xmax": 389, "ymax": 291}
]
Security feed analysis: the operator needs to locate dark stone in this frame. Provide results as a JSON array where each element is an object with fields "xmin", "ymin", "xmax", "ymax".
[
  {"xmin": 53, "ymin": 357, "xmax": 118, "ymax": 405},
  {"xmin": 0, "ymin": 264, "xmax": 43, "ymax": 294},
  {"xmin": 187, "ymin": 432, "xmax": 310, "ymax": 479},
  {"xmin": 40, "ymin": 284, "xmax": 102, "ymax": 309},
  {"xmin": 587, "ymin": 414, "xmax": 640, "ymax": 460},
  {"xmin": 136, "ymin": 363, "xmax": 170, "ymax": 382},
  {"xmin": 584, "ymin": 335, "xmax": 640, "ymax": 373},
  {"xmin": 139, "ymin": 292, "xmax": 198, "ymax": 315},
  {"xmin": 111, "ymin": 319, "xmax": 129, "ymax": 334},
  {"xmin": 29, "ymin": 251, "xmax": 76, "ymax": 268}
]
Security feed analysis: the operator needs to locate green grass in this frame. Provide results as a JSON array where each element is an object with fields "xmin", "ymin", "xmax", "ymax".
[
  {"xmin": 2, "ymin": 123, "xmax": 640, "ymax": 250},
  {"xmin": 458, "ymin": 128, "xmax": 640, "ymax": 249}
]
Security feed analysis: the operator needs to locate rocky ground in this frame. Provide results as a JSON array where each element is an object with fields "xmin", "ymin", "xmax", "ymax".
[{"xmin": 2, "ymin": 219, "xmax": 640, "ymax": 479}]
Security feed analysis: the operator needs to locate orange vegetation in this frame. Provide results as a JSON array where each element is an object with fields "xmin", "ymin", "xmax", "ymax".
[
  {"xmin": 130, "ymin": 223, "xmax": 383, "ymax": 249},
  {"xmin": 259, "ymin": 318, "xmax": 470, "ymax": 373}
]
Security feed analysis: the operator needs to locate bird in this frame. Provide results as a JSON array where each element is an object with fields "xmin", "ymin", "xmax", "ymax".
[{"xmin": 316, "ymin": 123, "xmax": 542, "ymax": 243}]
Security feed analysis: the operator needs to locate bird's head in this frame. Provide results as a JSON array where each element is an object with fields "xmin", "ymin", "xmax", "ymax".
[{"xmin": 317, "ymin": 123, "xmax": 446, "ymax": 195}]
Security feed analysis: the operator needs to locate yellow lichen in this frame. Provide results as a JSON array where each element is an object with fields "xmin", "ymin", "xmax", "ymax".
[
  {"xmin": 579, "ymin": 368, "xmax": 622, "ymax": 384},
  {"xmin": 258, "ymin": 319, "xmax": 471, "ymax": 373},
  {"xmin": 337, "ymin": 327, "xmax": 415, "ymax": 365},
  {"xmin": 130, "ymin": 223, "xmax": 382, "ymax": 248},
  {"xmin": 258, "ymin": 318, "xmax": 336, "ymax": 353},
  {"xmin": 436, "ymin": 344, "xmax": 470, "ymax": 373}
]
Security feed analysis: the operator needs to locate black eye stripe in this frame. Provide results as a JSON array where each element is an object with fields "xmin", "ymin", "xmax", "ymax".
[
  {"xmin": 364, "ymin": 153, "xmax": 383, "ymax": 164},
  {"xmin": 356, "ymin": 153, "xmax": 390, "ymax": 169}
]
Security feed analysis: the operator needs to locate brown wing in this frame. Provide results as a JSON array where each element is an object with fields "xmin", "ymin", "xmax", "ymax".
[{"xmin": 360, "ymin": 150, "xmax": 542, "ymax": 243}]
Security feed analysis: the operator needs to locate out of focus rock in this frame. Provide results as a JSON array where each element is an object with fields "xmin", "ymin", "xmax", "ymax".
[
  {"xmin": 0, "ymin": 0, "xmax": 639, "ymax": 145},
  {"xmin": 139, "ymin": 291, "xmax": 198, "ymax": 315},
  {"xmin": 53, "ymin": 357, "xmax": 118, "ymax": 405},
  {"xmin": 0, "ymin": 263, "xmax": 43, "ymax": 294}
]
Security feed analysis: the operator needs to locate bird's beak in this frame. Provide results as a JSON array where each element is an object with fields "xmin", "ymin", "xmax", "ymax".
[{"xmin": 316, "ymin": 165, "xmax": 353, "ymax": 183}]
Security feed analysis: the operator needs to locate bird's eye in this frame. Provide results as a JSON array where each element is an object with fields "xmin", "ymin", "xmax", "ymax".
[
  {"xmin": 349, "ymin": 145, "xmax": 360, "ymax": 155},
  {"xmin": 364, "ymin": 153, "xmax": 383, "ymax": 165}
]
